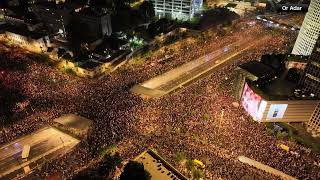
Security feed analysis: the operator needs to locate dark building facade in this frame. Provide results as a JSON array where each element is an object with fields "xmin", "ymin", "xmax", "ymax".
[
  {"xmin": 31, "ymin": 3, "xmax": 71, "ymax": 35},
  {"xmin": 301, "ymin": 38, "xmax": 320, "ymax": 134},
  {"xmin": 71, "ymin": 8, "xmax": 112, "ymax": 42},
  {"xmin": 300, "ymin": 39, "xmax": 320, "ymax": 97}
]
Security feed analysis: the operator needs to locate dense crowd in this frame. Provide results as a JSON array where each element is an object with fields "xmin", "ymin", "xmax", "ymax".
[{"xmin": 0, "ymin": 18, "xmax": 319, "ymax": 180}]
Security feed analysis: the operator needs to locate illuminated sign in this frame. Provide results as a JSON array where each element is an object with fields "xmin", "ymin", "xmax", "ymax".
[
  {"xmin": 257, "ymin": 100, "xmax": 267, "ymax": 121},
  {"xmin": 241, "ymin": 83, "xmax": 263, "ymax": 120},
  {"xmin": 267, "ymin": 104, "xmax": 288, "ymax": 119}
]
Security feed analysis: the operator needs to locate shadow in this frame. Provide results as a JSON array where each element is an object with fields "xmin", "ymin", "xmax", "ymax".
[
  {"xmin": 196, "ymin": 8, "xmax": 240, "ymax": 30},
  {"xmin": 0, "ymin": 53, "xmax": 28, "ymax": 72},
  {"xmin": 0, "ymin": 82, "xmax": 25, "ymax": 125}
]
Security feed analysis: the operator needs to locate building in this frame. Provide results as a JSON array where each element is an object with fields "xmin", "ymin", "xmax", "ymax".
[
  {"xmin": 225, "ymin": 1, "xmax": 257, "ymax": 16},
  {"xmin": 71, "ymin": 7, "xmax": 112, "ymax": 42},
  {"xmin": 0, "ymin": 8, "xmax": 4, "ymax": 20},
  {"xmin": 148, "ymin": 0, "xmax": 203, "ymax": 21},
  {"xmin": 31, "ymin": 2, "xmax": 71, "ymax": 35},
  {"xmin": 240, "ymin": 82, "xmax": 318, "ymax": 122},
  {"xmin": 234, "ymin": 60, "xmax": 276, "ymax": 101},
  {"xmin": 236, "ymin": 55, "xmax": 319, "ymax": 123},
  {"xmin": 300, "ymin": 38, "xmax": 320, "ymax": 134},
  {"xmin": 300, "ymin": 39, "xmax": 320, "ymax": 97},
  {"xmin": 134, "ymin": 149, "xmax": 188, "ymax": 180},
  {"xmin": 291, "ymin": 0, "xmax": 320, "ymax": 56},
  {"xmin": 3, "ymin": 25, "xmax": 51, "ymax": 53},
  {"xmin": 58, "ymin": 50, "xmax": 130, "ymax": 78}
]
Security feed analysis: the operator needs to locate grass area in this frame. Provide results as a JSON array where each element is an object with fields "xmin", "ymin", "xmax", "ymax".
[
  {"xmin": 99, "ymin": 144, "xmax": 118, "ymax": 157},
  {"xmin": 175, "ymin": 152, "xmax": 187, "ymax": 162},
  {"xmin": 175, "ymin": 152, "xmax": 205, "ymax": 179}
]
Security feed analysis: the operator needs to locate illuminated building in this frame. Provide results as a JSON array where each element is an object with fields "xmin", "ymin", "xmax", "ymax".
[
  {"xmin": 239, "ymin": 82, "xmax": 318, "ymax": 122},
  {"xmin": 236, "ymin": 55, "xmax": 319, "ymax": 123},
  {"xmin": 134, "ymin": 149, "xmax": 188, "ymax": 180},
  {"xmin": 225, "ymin": 2, "xmax": 257, "ymax": 16},
  {"xmin": 71, "ymin": 7, "xmax": 112, "ymax": 42},
  {"xmin": 300, "ymin": 38, "xmax": 320, "ymax": 133},
  {"xmin": 300, "ymin": 39, "xmax": 320, "ymax": 97},
  {"xmin": 0, "ymin": 9, "xmax": 4, "ymax": 20},
  {"xmin": 292, "ymin": 0, "xmax": 320, "ymax": 56},
  {"xmin": 4, "ymin": 25, "xmax": 51, "ymax": 53},
  {"xmin": 147, "ymin": 0, "xmax": 203, "ymax": 21},
  {"xmin": 31, "ymin": 3, "xmax": 71, "ymax": 35}
]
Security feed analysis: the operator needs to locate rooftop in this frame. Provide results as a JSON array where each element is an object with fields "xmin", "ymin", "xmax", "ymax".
[
  {"xmin": 285, "ymin": 54, "xmax": 308, "ymax": 63},
  {"xmin": 134, "ymin": 149, "xmax": 188, "ymax": 180},
  {"xmin": 225, "ymin": 3, "xmax": 237, "ymax": 8},
  {"xmin": 250, "ymin": 77, "xmax": 318, "ymax": 101},
  {"xmin": 77, "ymin": 60, "xmax": 102, "ymax": 70},
  {"xmin": 5, "ymin": 25, "xmax": 47, "ymax": 39},
  {"xmin": 239, "ymin": 60, "xmax": 276, "ymax": 79},
  {"xmin": 76, "ymin": 7, "xmax": 109, "ymax": 17}
]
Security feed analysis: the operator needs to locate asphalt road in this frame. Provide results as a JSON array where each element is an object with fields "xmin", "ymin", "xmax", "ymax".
[
  {"xmin": 131, "ymin": 35, "xmax": 268, "ymax": 98},
  {"xmin": 0, "ymin": 127, "xmax": 80, "ymax": 179}
]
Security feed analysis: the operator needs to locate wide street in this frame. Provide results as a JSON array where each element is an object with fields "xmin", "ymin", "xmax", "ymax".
[
  {"xmin": 0, "ymin": 127, "xmax": 79, "ymax": 179},
  {"xmin": 131, "ymin": 35, "xmax": 270, "ymax": 97}
]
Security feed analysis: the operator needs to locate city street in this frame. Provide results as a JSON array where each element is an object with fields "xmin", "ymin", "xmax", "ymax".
[
  {"xmin": 0, "ymin": 127, "xmax": 79, "ymax": 179},
  {"xmin": 131, "ymin": 35, "xmax": 269, "ymax": 97}
]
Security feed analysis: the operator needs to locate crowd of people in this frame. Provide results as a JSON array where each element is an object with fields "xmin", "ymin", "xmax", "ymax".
[{"xmin": 0, "ymin": 18, "xmax": 319, "ymax": 180}]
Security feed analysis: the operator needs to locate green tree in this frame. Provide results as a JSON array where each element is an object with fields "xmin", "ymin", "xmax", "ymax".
[
  {"xmin": 120, "ymin": 161, "xmax": 151, "ymax": 180},
  {"xmin": 139, "ymin": 1, "xmax": 155, "ymax": 20}
]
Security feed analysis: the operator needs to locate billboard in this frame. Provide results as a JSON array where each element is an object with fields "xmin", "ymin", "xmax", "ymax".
[
  {"xmin": 267, "ymin": 104, "xmax": 288, "ymax": 119},
  {"xmin": 241, "ymin": 83, "xmax": 265, "ymax": 120}
]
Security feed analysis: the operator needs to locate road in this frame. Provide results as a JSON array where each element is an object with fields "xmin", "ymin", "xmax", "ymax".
[
  {"xmin": 131, "ymin": 35, "xmax": 269, "ymax": 98},
  {"xmin": 0, "ymin": 127, "xmax": 80, "ymax": 179}
]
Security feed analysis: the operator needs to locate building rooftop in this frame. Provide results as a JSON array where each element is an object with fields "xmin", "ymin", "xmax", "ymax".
[
  {"xmin": 285, "ymin": 54, "xmax": 308, "ymax": 63},
  {"xmin": 239, "ymin": 60, "xmax": 276, "ymax": 79},
  {"xmin": 76, "ymin": 7, "xmax": 109, "ymax": 17},
  {"xmin": 225, "ymin": 3, "xmax": 237, "ymax": 8},
  {"xmin": 240, "ymin": 54, "xmax": 318, "ymax": 101},
  {"xmin": 77, "ymin": 60, "xmax": 102, "ymax": 70},
  {"xmin": 5, "ymin": 25, "xmax": 47, "ymax": 39},
  {"xmin": 250, "ymin": 77, "xmax": 318, "ymax": 101},
  {"xmin": 134, "ymin": 149, "xmax": 188, "ymax": 180}
]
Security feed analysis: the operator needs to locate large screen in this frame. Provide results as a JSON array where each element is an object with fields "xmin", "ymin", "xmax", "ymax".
[
  {"xmin": 267, "ymin": 104, "xmax": 288, "ymax": 119},
  {"xmin": 241, "ymin": 83, "xmax": 264, "ymax": 120}
]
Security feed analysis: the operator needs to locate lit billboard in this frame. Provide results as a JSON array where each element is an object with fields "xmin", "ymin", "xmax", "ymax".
[
  {"xmin": 267, "ymin": 104, "xmax": 288, "ymax": 119},
  {"xmin": 241, "ymin": 83, "xmax": 265, "ymax": 121}
]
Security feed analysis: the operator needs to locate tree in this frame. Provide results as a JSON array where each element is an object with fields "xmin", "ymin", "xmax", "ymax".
[
  {"xmin": 90, "ymin": 0, "xmax": 115, "ymax": 8},
  {"xmin": 0, "ymin": 0, "xmax": 8, "ymax": 8},
  {"xmin": 67, "ymin": 0, "xmax": 88, "ymax": 5},
  {"xmin": 139, "ymin": 1, "xmax": 155, "ymax": 21},
  {"xmin": 120, "ymin": 161, "xmax": 151, "ymax": 180}
]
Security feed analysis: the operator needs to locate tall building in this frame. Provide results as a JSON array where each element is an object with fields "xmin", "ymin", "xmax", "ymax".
[
  {"xmin": 71, "ymin": 7, "xmax": 112, "ymax": 42},
  {"xmin": 31, "ymin": 3, "xmax": 71, "ymax": 35},
  {"xmin": 148, "ymin": 0, "xmax": 203, "ymax": 21},
  {"xmin": 301, "ymin": 38, "xmax": 320, "ymax": 134},
  {"xmin": 291, "ymin": 0, "xmax": 320, "ymax": 56},
  {"xmin": 300, "ymin": 39, "xmax": 320, "ymax": 96}
]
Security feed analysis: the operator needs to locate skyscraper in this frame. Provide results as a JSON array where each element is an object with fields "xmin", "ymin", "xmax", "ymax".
[
  {"xmin": 292, "ymin": 0, "xmax": 320, "ymax": 56},
  {"xmin": 148, "ymin": 0, "xmax": 203, "ymax": 21},
  {"xmin": 300, "ymin": 39, "xmax": 320, "ymax": 96},
  {"xmin": 300, "ymin": 38, "xmax": 320, "ymax": 134}
]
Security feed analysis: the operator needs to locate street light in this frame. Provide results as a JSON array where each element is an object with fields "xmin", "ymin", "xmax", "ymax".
[{"xmin": 217, "ymin": 106, "xmax": 226, "ymax": 134}]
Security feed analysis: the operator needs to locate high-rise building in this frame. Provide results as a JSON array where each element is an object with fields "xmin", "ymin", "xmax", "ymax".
[
  {"xmin": 301, "ymin": 38, "xmax": 320, "ymax": 134},
  {"xmin": 292, "ymin": 0, "xmax": 320, "ymax": 56},
  {"xmin": 148, "ymin": 0, "xmax": 203, "ymax": 21},
  {"xmin": 300, "ymin": 39, "xmax": 320, "ymax": 97},
  {"xmin": 71, "ymin": 7, "xmax": 112, "ymax": 42}
]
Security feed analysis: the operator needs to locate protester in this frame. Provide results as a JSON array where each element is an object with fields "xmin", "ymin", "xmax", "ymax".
[{"xmin": 1, "ymin": 19, "xmax": 318, "ymax": 179}]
